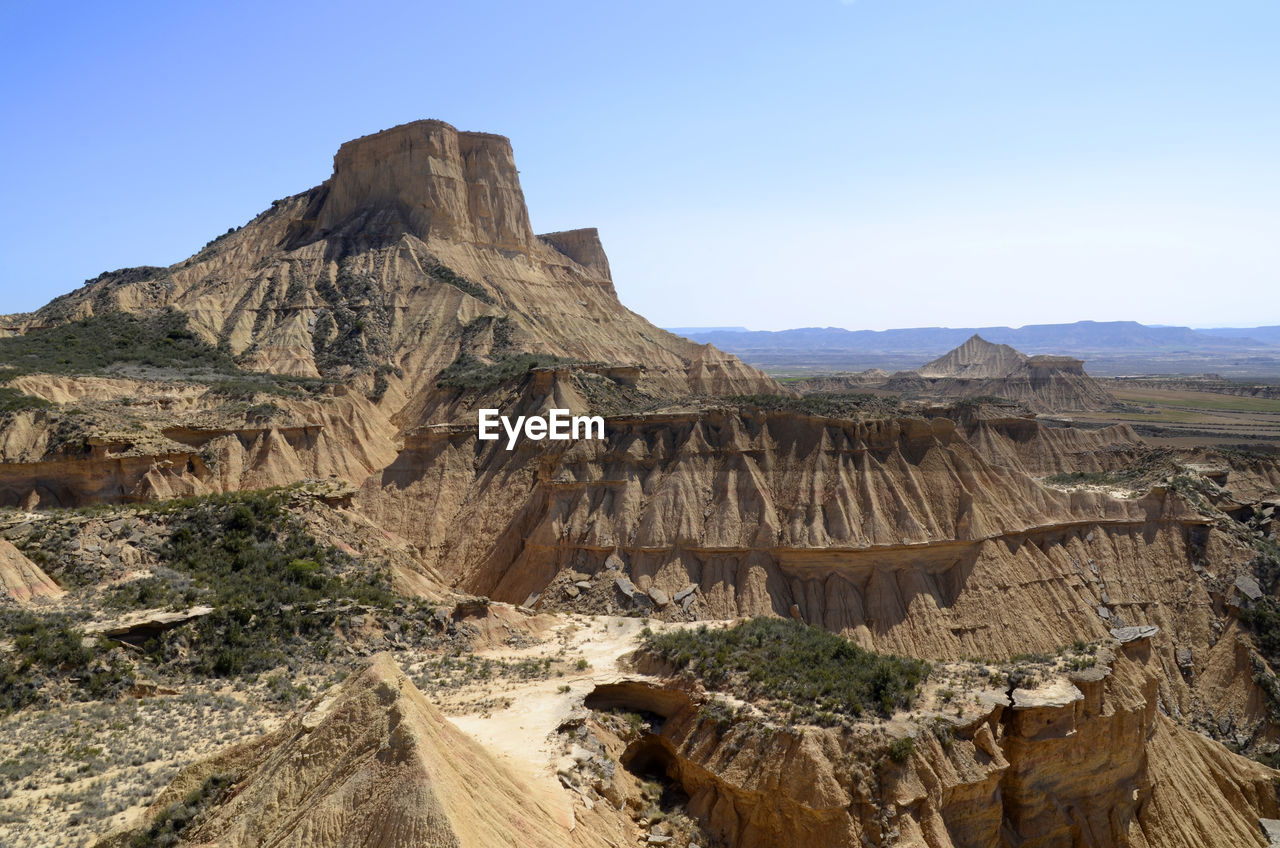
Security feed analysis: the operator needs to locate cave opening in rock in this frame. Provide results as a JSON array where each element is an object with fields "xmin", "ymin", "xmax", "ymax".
[
  {"xmin": 622, "ymin": 736, "xmax": 679, "ymax": 781},
  {"xmin": 621, "ymin": 736, "xmax": 699, "ymax": 834}
]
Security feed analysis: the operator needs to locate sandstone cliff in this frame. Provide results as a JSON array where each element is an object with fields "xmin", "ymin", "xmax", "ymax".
[
  {"xmin": 9, "ymin": 120, "xmax": 776, "ymax": 404},
  {"xmin": 610, "ymin": 636, "xmax": 1279, "ymax": 848}
]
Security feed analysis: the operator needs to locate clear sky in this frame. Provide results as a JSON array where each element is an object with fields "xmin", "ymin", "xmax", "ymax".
[{"xmin": 2, "ymin": 0, "xmax": 1277, "ymax": 330}]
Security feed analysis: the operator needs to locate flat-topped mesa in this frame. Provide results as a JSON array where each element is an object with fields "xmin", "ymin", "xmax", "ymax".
[
  {"xmin": 312, "ymin": 119, "xmax": 536, "ymax": 251},
  {"xmin": 1026, "ymin": 354, "xmax": 1087, "ymax": 375}
]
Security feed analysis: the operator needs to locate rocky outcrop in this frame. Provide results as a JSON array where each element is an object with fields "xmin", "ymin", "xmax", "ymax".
[
  {"xmin": 103, "ymin": 654, "xmax": 586, "ymax": 848},
  {"xmin": 617, "ymin": 644, "xmax": 1279, "ymax": 848},
  {"xmin": 0, "ymin": 389, "xmax": 399, "ymax": 508},
  {"xmin": 918, "ymin": 335, "xmax": 1028, "ymax": 380},
  {"xmin": 299, "ymin": 121, "xmax": 535, "ymax": 252},
  {"xmin": 11, "ymin": 120, "xmax": 776, "ymax": 401},
  {"xmin": 539, "ymin": 227, "xmax": 614, "ymax": 286},
  {"xmin": 0, "ymin": 537, "xmax": 63, "ymax": 602},
  {"xmin": 887, "ymin": 335, "xmax": 1116, "ymax": 413}
]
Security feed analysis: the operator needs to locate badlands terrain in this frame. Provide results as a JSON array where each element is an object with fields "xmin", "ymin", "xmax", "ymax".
[{"xmin": 0, "ymin": 119, "xmax": 1278, "ymax": 847}]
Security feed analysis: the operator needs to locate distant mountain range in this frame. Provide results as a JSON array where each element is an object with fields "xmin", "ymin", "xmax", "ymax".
[{"xmin": 665, "ymin": 321, "xmax": 1280, "ymax": 378}]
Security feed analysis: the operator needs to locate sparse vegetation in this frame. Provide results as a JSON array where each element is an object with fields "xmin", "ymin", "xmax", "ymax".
[
  {"xmin": 886, "ymin": 735, "xmax": 915, "ymax": 763},
  {"xmin": 1043, "ymin": 449, "xmax": 1174, "ymax": 492},
  {"xmin": 953, "ymin": 395, "xmax": 1022, "ymax": 409},
  {"xmin": 436, "ymin": 352, "xmax": 575, "ymax": 390},
  {"xmin": 140, "ymin": 489, "xmax": 396, "ymax": 677},
  {"xmin": 1238, "ymin": 541, "xmax": 1280, "ymax": 687},
  {"xmin": 0, "ymin": 311, "xmax": 240, "ymax": 380},
  {"xmin": 726, "ymin": 392, "xmax": 900, "ymax": 419},
  {"xmin": 0, "ymin": 386, "xmax": 52, "ymax": 413},
  {"xmin": 425, "ymin": 259, "xmax": 493, "ymax": 304},
  {"xmin": 312, "ymin": 259, "xmax": 392, "ymax": 374},
  {"xmin": 0, "ymin": 611, "xmax": 133, "ymax": 714},
  {"xmin": 128, "ymin": 772, "xmax": 234, "ymax": 848},
  {"xmin": 641, "ymin": 618, "xmax": 930, "ymax": 725},
  {"xmin": 206, "ymin": 374, "xmax": 333, "ymax": 400}
]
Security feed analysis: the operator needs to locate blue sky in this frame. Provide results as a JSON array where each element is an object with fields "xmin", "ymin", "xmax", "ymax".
[{"xmin": 2, "ymin": 0, "xmax": 1276, "ymax": 330}]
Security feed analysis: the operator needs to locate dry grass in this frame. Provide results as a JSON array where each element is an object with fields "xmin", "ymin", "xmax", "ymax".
[{"xmin": 0, "ymin": 686, "xmax": 279, "ymax": 847}]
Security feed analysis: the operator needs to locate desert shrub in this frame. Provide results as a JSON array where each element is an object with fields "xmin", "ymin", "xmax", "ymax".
[
  {"xmin": 887, "ymin": 735, "xmax": 916, "ymax": 763},
  {"xmin": 0, "ymin": 610, "xmax": 133, "ymax": 713},
  {"xmin": 1241, "ymin": 601, "xmax": 1280, "ymax": 662},
  {"xmin": 143, "ymin": 489, "xmax": 395, "ymax": 677},
  {"xmin": 129, "ymin": 773, "xmax": 234, "ymax": 848},
  {"xmin": 0, "ymin": 385, "xmax": 52, "ymax": 413},
  {"xmin": 0, "ymin": 310, "xmax": 240, "ymax": 379},
  {"xmin": 726, "ymin": 392, "xmax": 900, "ymax": 419},
  {"xmin": 103, "ymin": 575, "xmax": 191, "ymax": 610},
  {"xmin": 206, "ymin": 375, "xmax": 332, "ymax": 399},
  {"xmin": 1044, "ymin": 471, "xmax": 1125, "ymax": 486},
  {"xmin": 641, "ymin": 618, "xmax": 930, "ymax": 724},
  {"xmin": 425, "ymin": 260, "xmax": 493, "ymax": 304},
  {"xmin": 436, "ymin": 352, "xmax": 575, "ymax": 390},
  {"xmin": 1235, "ymin": 540, "xmax": 1280, "ymax": 675},
  {"xmin": 953, "ymin": 396, "xmax": 1021, "ymax": 409}
]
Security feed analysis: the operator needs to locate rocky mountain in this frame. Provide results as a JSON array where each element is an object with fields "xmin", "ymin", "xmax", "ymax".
[
  {"xmin": 882, "ymin": 334, "xmax": 1116, "ymax": 413},
  {"xmin": 915, "ymin": 335, "xmax": 1029, "ymax": 379},
  {"xmin": 6, "ymin": 119, "xmax": 776, "ymax": 402},
  {"xmin": 1, "ymin": 121, "xmax": 1279, "ymax": 848}
]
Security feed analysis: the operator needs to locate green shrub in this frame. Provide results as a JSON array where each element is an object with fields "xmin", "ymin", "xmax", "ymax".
[
  {"xmin": 436, "ymin": 352, "xmax": 575, "ymax": 390},
  {"xmin": 887, "ymin": 735, "xmax": 915, "ymax": 763},
  {"xmin": 0, "ymin": 386, "xmax": 52, "ymax": 413},
  {"xmin": 641, "ymin": 618, "xmax": 930, "ymax": 724},
  {"xmin": 953, "ymin": 396, "xmax": 1021, "ymax": 409},
  {"xmin": 725, "ymin": 393, "xmax": 900, "ymax": 419},
  {"xmin": 129, "ymin": 773, "xmax": 234, "ymax": 848},
  {"xmin": 0, "ymin": 311, "xmax": 239, "ymax": 380},
  {"xmin": 142, "ymin": 490, "xmax": 396, "ymax": 677},
  {"xmin": 425, "ymin": 260, "xmax": 493, "ymax": 304},
  {"xmin": 206, "ymin": 375, "xmax": 332, "ymax": 399},
  {"xmin": 1236, "ymin": 539, "xmax": 1280, "ymax": 672},
  {"xmin": 0, "ymin": 610, "xmax": 133, "ymax": 714}
]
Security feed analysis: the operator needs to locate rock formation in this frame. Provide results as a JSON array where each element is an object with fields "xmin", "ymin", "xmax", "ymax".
[
  {"xmin": 1, "ymin": 120, "xmax": 1277, "ymax": 848},
  {"xmin": 100, "ymin": 654, "xmax": 592, "ymax": 848},
  {"xmin": 917, "ymin": 335, "xmax": 1029, "ymax": 380},
  {"xmin": 0, "ymin": 537, "xmax": 63, "ymax": 602},
  {"xmin": 12, "ymin": 119, "xmax": 777, "ymax": 401},
  {"xmin": 886, "ymin": 334, "xmax": 1116, "ymax": 413},
  {"xmin": 612, "ymin": 639, "xmax": 1279, "ymax": 848}
]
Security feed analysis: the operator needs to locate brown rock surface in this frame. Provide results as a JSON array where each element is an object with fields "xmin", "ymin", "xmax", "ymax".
[
  {"xmin": 621, "ymin": 645, "xmax": 1278, "ymax": 848},
  {"xmin": 888, "ymin": 334, "xmax": 1116, "ymax": 412},
  {"xmin": 107, "ymin": 654, "xmax": 587, "ymax": 848},
  {"xmin": 0, "ymin": 537, "xmax": 63, "ymax": 602},
  {"xmin": 11, "ymin": 120, "xmax": 777, "ymax": 402}
]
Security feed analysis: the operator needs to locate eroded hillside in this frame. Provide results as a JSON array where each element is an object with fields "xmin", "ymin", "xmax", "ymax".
[{"xmin": 0, "ymin": 120, "xmax": 1278, "ymax": 847}]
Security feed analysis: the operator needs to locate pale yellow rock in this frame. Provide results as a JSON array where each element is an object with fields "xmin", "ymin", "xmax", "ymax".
[
  {"xmin": 106, "ymin": 654, "xmax": 593, "ymax": 848},
  {"xmin": 0, "ymin": 537, "xmax": 63, "ymax": 603},
  {"xmin": 9, "ymin": 120, "xmax": 778, "ymax": 402}
]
